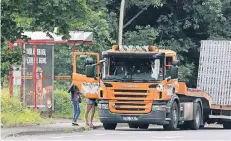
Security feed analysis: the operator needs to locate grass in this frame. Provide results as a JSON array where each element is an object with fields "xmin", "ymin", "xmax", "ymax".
[
  {"xmin": 1, "ymin": 88, "xmax": 99, "ymax": 128},
  {"xmin": 1, "ymin": 88, "xmax": 53, "ymax": 128}
]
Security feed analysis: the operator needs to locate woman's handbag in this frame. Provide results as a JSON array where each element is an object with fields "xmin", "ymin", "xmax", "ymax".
[
  {"xmin": 94, "ymin": 99, "xmax": 98, "ymax": 107},
  {"xmin": 78, "ymin": 95, "xmax": 82, "ymax": 103}
]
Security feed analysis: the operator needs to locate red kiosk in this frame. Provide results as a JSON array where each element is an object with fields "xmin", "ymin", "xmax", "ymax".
[{"xmin": 7, "ymin": 31, "xmax": 93, "ymax": 116}]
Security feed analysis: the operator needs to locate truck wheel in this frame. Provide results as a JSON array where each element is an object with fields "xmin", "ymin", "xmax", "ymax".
[
  {"xmin": 138, "ymin": 124, "xmax": 149, "ymax": 129},
  {"xmin": 223, "ymin": 122, "xmax": 231, "ymax": 129},
  {"xmin": 163, "ymin": 101, "xmax": 179, "ymax": 131},
  {"xmin": 128, "ymin": 123, "xmax": 138, "ymax": 128},
  {"xmin": 103, "ymin": 123, "xmax": 117, "ymax": 130},
  {"xmin": 188, "ymin": 103, "xmax": 201, "ymax": 130}
]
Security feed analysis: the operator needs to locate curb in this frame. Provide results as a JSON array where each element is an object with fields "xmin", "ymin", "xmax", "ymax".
[
  {"xmin": 1, "ymin": 123, "xmax": 128, "ymax": 138},
  {"xmin": 1, "ymin": 125, "xmax": 103, "ymax": 138}
]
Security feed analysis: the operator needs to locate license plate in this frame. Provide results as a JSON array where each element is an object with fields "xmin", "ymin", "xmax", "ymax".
[{"xmin": 122, "ymin": 116, "xmax": 138, "ymax": 121}]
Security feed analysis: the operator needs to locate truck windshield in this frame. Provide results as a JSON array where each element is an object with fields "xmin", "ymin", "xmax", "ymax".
[{"xmin": 102, "ymin": 57, "xmax": 164, "ymax": 82}]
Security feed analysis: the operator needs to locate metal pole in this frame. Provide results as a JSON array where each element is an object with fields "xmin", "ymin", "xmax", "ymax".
[
  {"xmin": 33, "ymin": 44, "xmax": 37, "ymax": 110},
  {"xmin": 72, "ymin": 43, "xmax": 76, "ymax": 73},
  {"xmin": 9, "ymin": 42, "xmax": 14, "ymax": 97},
  {"xmin": 20, "ymin": 43, "xmax": 24, "ymax": 103},
  {"xmin": 72, "ymin": 43, "xmax": 76, "ymax": 52},
  {"xmin": 118, "ymin": 0, "xmax": 125, "ymax": 48}
]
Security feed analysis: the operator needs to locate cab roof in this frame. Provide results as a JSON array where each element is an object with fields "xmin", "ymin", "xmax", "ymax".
[{"xmin": 102, "ymin": 45, "xmax": 176, "ymax": 56}]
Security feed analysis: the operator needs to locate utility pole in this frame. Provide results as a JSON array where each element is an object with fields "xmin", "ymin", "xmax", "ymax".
[{"xmin": 118, "ymin": 0, "xmax": 125, "ymax": 48}]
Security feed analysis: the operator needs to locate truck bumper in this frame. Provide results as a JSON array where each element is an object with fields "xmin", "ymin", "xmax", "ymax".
[{"xmin": 99, "ymin": 109, "xmax": 169, "ymax": 125}]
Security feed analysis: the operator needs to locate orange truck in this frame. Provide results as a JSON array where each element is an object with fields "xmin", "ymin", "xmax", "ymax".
[{"xmin": 72, "ymin": 43, "xmax": 231, "ymax": 130}]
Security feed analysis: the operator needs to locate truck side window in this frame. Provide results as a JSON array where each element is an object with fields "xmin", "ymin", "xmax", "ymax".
[
  {"xmin": 76, "ymin": 55, "xmax": 97, "ymax": 75},
  {"xmin": 166, "ymin": 57, "xmax": 173, "ymax": 77},
  {"xmin": 76, "ymin": 55, "xmax": 85, "ymax": 74}
]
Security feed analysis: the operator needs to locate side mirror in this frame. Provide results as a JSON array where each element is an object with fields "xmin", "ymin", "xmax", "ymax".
[
  {"xmin": 85, "ymin": 58, "xmax": 95, "ymax": 65},
  {"xmin": 85, "ymin": 65, "xmax": 95, "ymax": 78},
  {"xmin": 172, "ymin": 60, "xmax": 180, "ymax": 66},
  {"xmin": 170, "ymin": 66, "xmax": 178, "ymax": 79}
]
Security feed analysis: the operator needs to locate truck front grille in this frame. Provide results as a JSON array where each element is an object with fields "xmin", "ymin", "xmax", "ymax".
[
  {"xmin": 114, "ymin": 102, "xmax": 146, "ymax": 111},
  {"xmin": 114, "ymin": 95, "xmax": 147, "ymax": 98},
  {"xmin": 114, "ymin": 89, "xmax": 147, "ymax": 93},
  {"xmin": 109, "ymin": 89, "xmax": 152, "ymax": 114},
  {"xmin": 113, "ymin": 89, "xmax": 148, "ymax": 100}
]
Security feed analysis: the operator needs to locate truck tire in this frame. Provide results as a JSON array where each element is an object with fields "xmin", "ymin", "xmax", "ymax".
[
  {"xmin": 128, "ymin": 123, "xmax": 138, "ymax": 129},
  {"xmin": 223, "ymin": 122, "xmax": 231, "ymax": 129},
  {"xmin": 103, "ymin": 123, "xmax": 117, "ymax": 130},
  {"xmin": 163, "ymin": 101, "xmax": 179, "ymax": 131},
  {"xmin": 188, "ymin": 103, "xmax": 201, "ymax": 130},
  {"xmin": 138, "ymin": 124, "xmax": 149, "ymax": 129}
]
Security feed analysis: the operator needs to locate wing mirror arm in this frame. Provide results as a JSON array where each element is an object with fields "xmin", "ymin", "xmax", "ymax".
[{"xmin": 91, "ymin": 58, "xmax": 106, "ymax": 66}]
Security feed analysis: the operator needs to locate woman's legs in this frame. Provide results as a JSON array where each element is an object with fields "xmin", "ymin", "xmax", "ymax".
[
  {"xmin": 85, "ymin": 104, "xmax": 92, "ymax": 126},
  {"xmin": 85, "ymin": 99, "xmax": 96, "ymax": 127},
  {"xmin": 90, "ymin": 104, "xmax": 95, "ymax": 127},
  {"xmin": 72, "ymin": 101, "xmax": 80, "ymax": 125},
  {"xmin": 76, "ymin": 101, "xmax": 81, "ymax": 120}
]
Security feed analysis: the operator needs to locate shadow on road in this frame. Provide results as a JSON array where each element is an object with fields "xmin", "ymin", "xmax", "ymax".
[{"xmin": 115, "ymin": 127, "xmax": 226, "ymax": 132}]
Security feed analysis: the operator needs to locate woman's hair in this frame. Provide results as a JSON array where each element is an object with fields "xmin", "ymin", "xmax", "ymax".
[{"xmin": 72, "ymin": 85, "xmax": 79, "ymax": 92}]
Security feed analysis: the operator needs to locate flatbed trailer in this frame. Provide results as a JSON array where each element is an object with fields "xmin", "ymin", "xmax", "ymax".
[{"xmin": 175, "ymin": 83, "xmax": 231, "ymax": 129}]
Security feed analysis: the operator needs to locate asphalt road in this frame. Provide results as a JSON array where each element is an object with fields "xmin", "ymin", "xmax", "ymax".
[{"xmin": 3, "ymin": 125, "xmax": 231, "ymax": 140}]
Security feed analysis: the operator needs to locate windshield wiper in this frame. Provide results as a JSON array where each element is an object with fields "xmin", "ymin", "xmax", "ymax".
[
  {"xmin": 131, "ymin": 78, "xmax": 157, "ymax": 82},
  {"xmin": 132, "ymin": 79, "xmax": 150, "ymax": 82},
  {"xmin": 104, "ymin": 76, "xmax": 130, "ymax": 82}
]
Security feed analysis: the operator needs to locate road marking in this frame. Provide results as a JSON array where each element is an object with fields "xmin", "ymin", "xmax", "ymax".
[
  {"xmin": 117, "ymin": 133, "xmax": 130, "ymax": 135},
  {"xmin": 51, "ymin": 135, "xmax": 83, "ymax": 139},
  {"xmin": 92, "ymin": 132, "xmax": 130, "ymax": 136},
  {"xmin": 93, "ymin": 134, "xmax": 105, "ymax": 136},
  {"xmin": 152, "ymin": 136, "xmax": 183, "ymax": 139}
]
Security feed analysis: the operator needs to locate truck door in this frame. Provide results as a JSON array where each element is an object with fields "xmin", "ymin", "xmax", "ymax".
[{"xmin": 72, "ymin": 52, "xmax": 100, "ymax": 99}]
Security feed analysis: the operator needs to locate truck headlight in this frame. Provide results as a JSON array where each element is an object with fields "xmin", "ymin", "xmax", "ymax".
[
  {"xmin": 152, "ymin": 105, "xmax": 166, "ymax": 111},
  {"xmin": 156, "ymin": 84, "xmax": 164, "ymax": 92},
  {"xmin": 99, "ymin": 104, "xmax": 109, "ymax": 109}
]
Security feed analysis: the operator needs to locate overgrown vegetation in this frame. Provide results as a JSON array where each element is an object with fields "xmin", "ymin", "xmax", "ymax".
[{"xmin": 1, "ymin": 89, "xmax": 53, "ymax": 127}]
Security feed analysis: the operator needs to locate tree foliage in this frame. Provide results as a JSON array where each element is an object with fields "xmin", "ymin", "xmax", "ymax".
[
  {"xmin": 1, "ymin": 0, "xmax": 231, "ymax": 88},
  {"xmin": 122, "ymin": 0, "xmax": 231, "ymax": 87},
  {"xmin": 1, "ymin": 0, "xmax": 89, "ymax": 86},
  {"xmin": 1, "ymin": 0, "xmax": 89, "ymax": 42}
]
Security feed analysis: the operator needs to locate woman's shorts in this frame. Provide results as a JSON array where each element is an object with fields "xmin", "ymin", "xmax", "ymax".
[{"xmin": 86, "ymin": 98, "xmax": 96, "ymax": 105}]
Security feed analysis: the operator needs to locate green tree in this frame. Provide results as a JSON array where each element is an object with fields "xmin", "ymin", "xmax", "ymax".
[
  {"xmin": 53, "ymin": 0, "xmax": 118, "ymax": 89},
  {"xmin": 121, "ymin": 0, "xmax": 231, "ymax": 87},
  {"xmin": 1, "ymin": 0, "xmax": 89, "ymax": 86}
]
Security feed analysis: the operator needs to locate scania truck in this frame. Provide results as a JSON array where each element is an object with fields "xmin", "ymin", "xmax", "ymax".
[{"xmin": 72, "ymin": 40, "xmax": 231, "ymax": 130}]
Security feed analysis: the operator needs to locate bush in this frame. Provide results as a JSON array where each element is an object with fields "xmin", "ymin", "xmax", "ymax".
[
  {"xmin": 53, "ymin": 89, "xmax": 99, "ymax": 120},
  {"xmin": 1, "ymin": 89, "xmax": 53, "ymax": 127}
]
